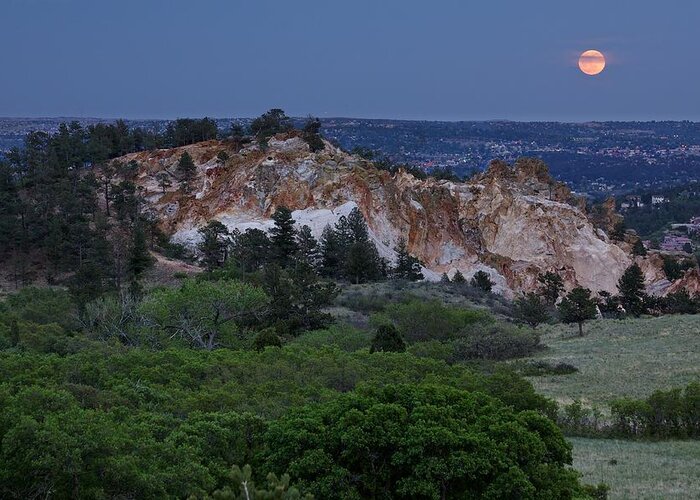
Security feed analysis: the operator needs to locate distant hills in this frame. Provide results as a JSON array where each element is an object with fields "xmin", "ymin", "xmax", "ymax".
[{"xmin": 2, "ymin": 117, "xmax": 699, "ymax": 196}]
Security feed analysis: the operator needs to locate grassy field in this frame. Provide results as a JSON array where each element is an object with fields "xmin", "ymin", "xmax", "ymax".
[
  {"xmin": 571, "ymin": 437, "xmax": 700, "ymax": 499},
  {"xmin": 524, "ymin": 315, "xmax": 700, "ymax": 407}
]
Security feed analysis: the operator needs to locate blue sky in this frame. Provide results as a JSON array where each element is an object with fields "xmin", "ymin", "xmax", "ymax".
[{"xmin": 1, "ymin": 0, "xmax": 698, "ymax": 121}]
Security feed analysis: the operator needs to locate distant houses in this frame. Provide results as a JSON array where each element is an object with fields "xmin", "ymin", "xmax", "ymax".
[
  {"xmin": 660, "ymin": 234, "xmax": 693, "ymax": 252},
  {"xmin": 619, "ymin": 193, "xmax": 669, "ymax": 212}
]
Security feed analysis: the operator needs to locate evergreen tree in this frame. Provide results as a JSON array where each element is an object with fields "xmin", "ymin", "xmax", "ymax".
[
  {"xmin": 302, "ymin": 116, "xmax": 324, "ymax": 152},
  {"xmin": 558, "ymin": 287, "xmax": 597, "ymax": 336},
  {"xmin": 662, "ymin": 256, "xmax": 683, "ymax": 281},
  {"xmin": 250, "ymin": 108, "xmax": 291, "ymax": 140},
  {"xmin": 370, "ymin": 324, "xmax": 406, "ymax": 353},
  {"xmin": 514, "ymin": 293, "xmax": 550, "ymax": 329},
  {"xmin": 269, "ymin": 206, "xmax": 298, "ymax": 267},
  {"xmin": 262, "ymin": 262, "xmax": 338, "ymax": 335},
  {"xmin": 452, "ymin": 270, "xmax": 466, "ymax": 283},
  {"xmin": 68, "ymin": 262, "xmax": 105, "ymax": 308},
  {"xmin": 232, "ymin": 228, "xmax": 272, "ymax": 272},
  {"xmin": 618, "ymin": 262, "xmax": 647, "ymax": 316},
  {"xmin": 632, "ymin": 239, "xmax": 647, "ymax": 256},
  {"xmin": 537, "ymin": 271, "xmax": 564, "ymax": 305},
  {"xmin": 440, "ymin": 272, "xmax": 451, "ymax": 283},
  {"xmin": 177, "ymin": 151, "xmax": 196, "ymax": 190},
  {"xmin": 392, "ymin": 237, "xmax": 424, "ymax": 281},
  {"xmin": 197, "ymin": 220, "xmax": 231, "ymax": 271},
  {"xmin": 319, "ymin": 209, "xmax": 385, "ymax": 282},
  {"xmin": 296, "ymin": 225, "xmax": 320, "ymax": 267},
  {"xmin": 344, "ymin": 208, "xmax": 385, "ymax": 283},
  {"xmin": 319, "ymin": 224, "xmax": 344, "ymax": 277},
  {"xmin": 128, "ymin": 222, "xmax": 153, "ymax": 281},
  {"xmin": 471, "ymin": 270, "xmax": 493, "ymax": 293}
]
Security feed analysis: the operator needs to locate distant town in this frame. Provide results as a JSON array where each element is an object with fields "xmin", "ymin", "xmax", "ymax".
[{"xmin": 2, "ymin": 117, "xmax": 700, "ymax": 198}]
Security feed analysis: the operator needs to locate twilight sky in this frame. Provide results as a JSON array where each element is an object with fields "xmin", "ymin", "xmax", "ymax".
[{"xmin": 1, "ymin": 0, "xmax": 698, "ymax": 121}]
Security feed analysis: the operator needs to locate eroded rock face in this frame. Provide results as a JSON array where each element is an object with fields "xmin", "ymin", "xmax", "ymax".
[{"xmin": 114, "ymin": 135, "xmax": 633, "ymax": 296}]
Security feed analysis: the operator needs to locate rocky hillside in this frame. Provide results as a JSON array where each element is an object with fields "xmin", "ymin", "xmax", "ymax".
[{"xmin": 117, "ymin": 133, "xmax": 634, "ymax": 297}]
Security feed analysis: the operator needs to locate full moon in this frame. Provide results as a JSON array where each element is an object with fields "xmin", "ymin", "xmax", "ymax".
[{"xmin": 578, "ymin": 50, "xmax": 606, "ymax": 75}]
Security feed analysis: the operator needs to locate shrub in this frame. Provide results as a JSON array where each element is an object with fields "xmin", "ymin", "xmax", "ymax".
[
  {"xmin": 373, "ymin": 300, "xmax": 492, "ymax": 343},
  {"xmin": 138, "ymin": 279, "xmax": 269, "ymax": 350},
  {"xmin": 263, "ymin": 384, "xmax": 581, "ymax": 499},
  {"xmin": 0, "ymin": 287, "xmax": 76, "ymax": 330},
  {"xmin": 369, "ymin": 324, "xmax": 406, "ymax": 353},
  {"xmin": 292, "ymin": 324, "xmax": 373, "ymax": 352},
  {"xmin": 408, "ymin": 340, "xmax": 455, "ymax": 363},
  {"xmin": 582, "ymin": 483, "xmax": 610, "ymax": 500},
  {"xmin": 515, "ymin": 360, "xmax": 578, "ymax": 376},
  {"xmin": 253, "ymin": 328, "xmax": 282, "ymax": 351},
  {"xmin": 663, "ymin": 290, "xmax": 699, "ymax": 314},
  {"xmin": 336, "ymin": 290, "xmax": 392, "ymax": 313},
  {"xmin": 452, "ymin": 323, "xmax": 541, "ymax": 361}
]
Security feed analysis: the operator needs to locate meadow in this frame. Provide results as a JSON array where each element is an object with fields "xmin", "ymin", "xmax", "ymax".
[
  {"xmin": 525, "ymin": 315, "xmax": 700, "ymax": 407},
  {"xmin": 570, "ymin": 437, "xmax": 700, "ymax": 499},
  {"xmin": 523, "ymin": 314, "xmax": 700, "ymax": 498}
]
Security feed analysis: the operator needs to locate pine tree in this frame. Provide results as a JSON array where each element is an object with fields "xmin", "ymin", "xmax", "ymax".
[
  {"xmin": 177, "ymin": 151, "xmax": 196, "ymax": 190},
  {"xmin": 128, "ymin": 222, "xmax": 153, "ymax": 281},
  {"xmin": 320, "ymin": 209, "xmax": 385, "ymax": 282},
  {"xmin": 452, "ymin": 270, "xmax": 466, "ymax": 283},
  {"xmin": 232, "ymin": 228, "xmax": 272, "ymax": 272},
  {"xmin": 197, "ymin": 220, "xmax": 231, "ymax": 271},
  {"xmin": 632, "ymin": 239, "xmax": 647, "ymax": 256},
  {"xmin": 270, "ymin": 206, "xmax": 298, "ymax": 267},
  {"xmin": 537, "ymin": 271, "xmax": 564, "ymax": 305},
  {"xmin": 319, "ymin": 224, "xmax": 344, "ymax": 277},
  {"xmin": 558, "ymin": 287, "xmax": 597, "ymax": 336},
  {"xmin": 440, "ymin": 272, "xmax": 451, "ymax": 283},
  {"xmin": 514, "ymin": 293, "xmax": 550, "ymax": 329},
  {"xmin": 471, "ymin": 270, "xmax": 493, "ymax": 293},
  {"xmin": 296, "ymin": 225, "xmax": 320, "ymax": 268},
  {"xmin": 618, "ymin": 262, "xmax": 647, "ymax": 316},
  {"xmin": 392, "ymin": 237, "xmax": 424, "ymax": 281}
]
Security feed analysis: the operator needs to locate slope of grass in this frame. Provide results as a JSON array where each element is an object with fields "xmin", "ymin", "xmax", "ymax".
[
  {"xmin": 571, "ymin": 437, "xmax": 700, "ymax": 499},
  {"xmin": 524, "ymin": 315, "xmax": 700, "ymax": 407}
]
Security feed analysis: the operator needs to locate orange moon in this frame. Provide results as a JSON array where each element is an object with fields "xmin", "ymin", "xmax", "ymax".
[{"xmin": 578, "ymin": 50, "xmax": 606, "ymax": 75}]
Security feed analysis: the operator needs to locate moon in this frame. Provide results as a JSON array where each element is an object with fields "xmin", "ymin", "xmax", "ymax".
[{"xmin": 578, "ymin": 50, "xmax": 606, "ymax": 76}]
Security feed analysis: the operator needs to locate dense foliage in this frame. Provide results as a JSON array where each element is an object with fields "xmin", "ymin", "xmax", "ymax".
[{"xmin": 264, "ymin": 384, "xmax": 580, "ymax": 499}]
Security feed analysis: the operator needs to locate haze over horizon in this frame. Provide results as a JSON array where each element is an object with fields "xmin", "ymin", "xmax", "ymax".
[{"xmin": 1, "ymin": 0, "xmax": 698, "ymax": 122}]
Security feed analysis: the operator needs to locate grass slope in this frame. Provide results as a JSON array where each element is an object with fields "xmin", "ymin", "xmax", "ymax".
[
  {"xmin": 525, "ymin": 315, "xmax": 700, "ymax": 407},
  {"xmin": 571, "ymin": 437, "xmax": 700, "ymax": 499}
]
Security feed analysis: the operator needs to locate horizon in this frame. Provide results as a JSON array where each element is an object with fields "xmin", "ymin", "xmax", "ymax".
[{"xmin": 2, "ymin": 115, "xmax": 699, "ymax": 125}]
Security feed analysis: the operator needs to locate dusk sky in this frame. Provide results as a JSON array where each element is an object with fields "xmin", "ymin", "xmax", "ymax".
[{"xmin": 1, "ymin": 0, "xmax": 698, "ymax": 121}]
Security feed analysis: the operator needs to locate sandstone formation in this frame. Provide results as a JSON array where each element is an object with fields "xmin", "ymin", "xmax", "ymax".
[{"xmin": 115, "ymin": 134, "xmax": 634, "ymax": 297}]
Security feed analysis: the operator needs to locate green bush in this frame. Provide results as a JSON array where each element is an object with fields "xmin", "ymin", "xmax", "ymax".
[
  {"xmin": 253, "ymin": 328, "xmax": 282, "ymax": 351},
  {"xmin": 372, "ymin": 299, "xmax": 492, "ymax": 343},
  {"xmin": 408, "ymin": 340, "xmax": 455, "ymax": 363},
  {"xmin": 452, "ymin": 322, "xmax": 541, "ymax": 361},
  {"xmin": 369, "ymin": 324, "xmax": 406, "ymax": 353},
  {"xmin": 291, "ymin": 324, "xmax": 372, "ymax": 352},
  {"xmin": 138, "ymin": 279, "xmax": 269, "ymax": 350},
  {"xmin": 515, "ymin": 360, "xmax": 579, "ymax": 376},
  {"xmin": 0, "ymin": 287, "xmax": 76, "ymax": 330},
  {"xmin": 263, "ymin": 384, "xmax": 580, "ymax": 499},
  {"xmin": 609, "ymin": 383, "xmax": 700, "ymax": 438}
]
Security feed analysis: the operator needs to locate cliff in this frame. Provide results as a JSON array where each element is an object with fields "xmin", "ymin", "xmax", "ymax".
[{"xmin": 116, "ymin": 134, "xmax": 633, "ymax": 297}]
